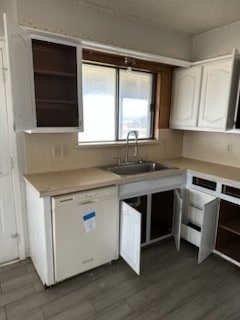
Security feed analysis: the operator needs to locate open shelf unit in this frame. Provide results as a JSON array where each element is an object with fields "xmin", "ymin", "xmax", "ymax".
[
  {"xmin": 32, "ymin": 39, "xmax": 79, "ymax": 127},
  {"xmin": 216, "ymin": 200, "xmax": 240, "ymax": 261}
]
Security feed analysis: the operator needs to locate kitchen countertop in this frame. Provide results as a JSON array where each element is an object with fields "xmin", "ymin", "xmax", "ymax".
[
  {"xmin": 24, "ymin": 166, "xmax": 184, "ymax": 197},
  {"xmin": 160, "ymin": 157, "xmax": 240, "ymax": 185},
  {"xmin": 24, "ymin": 157, "xmax": 240, "ymax": 197}
]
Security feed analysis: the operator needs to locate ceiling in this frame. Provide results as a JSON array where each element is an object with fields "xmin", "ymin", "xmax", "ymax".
[{"xmin": 77, "ymin": 0, "xmax": 240, "ymax": 35}]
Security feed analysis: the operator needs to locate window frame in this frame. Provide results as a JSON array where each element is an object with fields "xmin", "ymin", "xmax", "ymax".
[
  {"xmin": 78, "ymin": 48, "xmax": 174, "ymax": 146},
  {"xmin": 80, "ymin": 61, "xmax": 157, "ymax": 143}
]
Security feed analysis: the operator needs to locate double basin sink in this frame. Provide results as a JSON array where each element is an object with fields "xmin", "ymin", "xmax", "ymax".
[{"xmin": 104, "ymin": 161, "xmax": 173, "ymax": 176}]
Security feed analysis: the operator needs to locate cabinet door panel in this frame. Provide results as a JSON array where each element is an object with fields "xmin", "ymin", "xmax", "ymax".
[
  {"xmin": 125, "ymin": 196, "xmax": 147, "ymax": 244},
  {"xmin": 4, "ymin": 14, "xmax": 36, "ymax": 131},
  {"xmin": 198, "ymin": 60, "xmax": 232, "ymax": 129},
  {"xmin": 120, "ymin": 201, "xmax": 141, "ymax": 275},
  {"xmin": 170, "ymin": 66, "xmax": 202, "ymax": 128},
  {"xmin": 172, "ymin": 189, "xmax": 183, "ymax": 251},
  {"xmin": 198, "ymin": 198, "xmax": 219, "ymax": 263}
]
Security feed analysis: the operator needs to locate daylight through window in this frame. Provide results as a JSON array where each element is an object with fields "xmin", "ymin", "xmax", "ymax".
[{"xmin": 79, "ymin": 63, "xmax": 155, "ymax": 143}]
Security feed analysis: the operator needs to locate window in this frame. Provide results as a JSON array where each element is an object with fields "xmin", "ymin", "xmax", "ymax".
[{"xmin": 79, "ymin": 63, "xmax": 155, "ymax": 143}]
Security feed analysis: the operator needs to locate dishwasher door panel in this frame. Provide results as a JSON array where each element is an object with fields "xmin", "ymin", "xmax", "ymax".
[{"xmin": 52, "ymin": 197, "xmax": 118, "ymax": 282}]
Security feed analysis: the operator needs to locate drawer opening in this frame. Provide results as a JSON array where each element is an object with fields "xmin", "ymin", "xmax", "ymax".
[
  {"xmin": 192, "ymin": 177, "xmax": 217, "ymax": 191},
  {"xmin": 222, "ymin": 185, "xmax": 240, "ymax": 199},
  {"xmin": 187, "ymin": 223, "xmax": 201, "ymax": 232}
]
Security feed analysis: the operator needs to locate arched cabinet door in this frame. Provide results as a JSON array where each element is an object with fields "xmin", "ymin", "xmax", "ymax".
[
  {"xmin": 170, "ymin": 66, "xmax": 202, "ymax": 129},
  {"xmin": 198, "ymin": 59, "xmax": 232, "ymax": 130},
  {"xmin": 4, "ymin": 13, "xmax": 36, "ymax": 131}
]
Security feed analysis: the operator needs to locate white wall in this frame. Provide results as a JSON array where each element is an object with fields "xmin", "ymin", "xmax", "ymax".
[
  {"xmin": 0, "ymin": 0, "xmax": 17, "ymax": 36},
  {"xmin": 192, "ymin": 20, "xmax": 240, "ymax": 61},
  {"xmin": 182, "ymin": 22, "xmax": 240, "ymax": 169},
  {"xmin": 16, "ymin": 0, "xmax": 192, "ymax": 61},
  {"xmin": 183, "ymin": 131, "xmax": 240, "ymax": 168},
  {"xmin": 24, "ymin": 130, "xmax": 183, "ymax": 174}
]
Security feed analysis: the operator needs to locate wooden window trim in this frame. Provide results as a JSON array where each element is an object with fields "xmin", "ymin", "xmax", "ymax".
[{"xmin": 83, "ymin": 49, "xmax": 173, "ymax": 129}]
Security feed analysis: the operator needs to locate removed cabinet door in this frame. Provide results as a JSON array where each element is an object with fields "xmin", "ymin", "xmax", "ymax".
[
  {"xmin": 4, "ymin": 13, "xmax": 36, "ymax": 131},
  {"xmin": 120, "ymin": 201, "xmax": 141, "ymax": 275}
]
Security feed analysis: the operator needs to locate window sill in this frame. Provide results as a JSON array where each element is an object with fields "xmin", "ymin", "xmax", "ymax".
[{"xmin": 77, "ymin": 139, "xmax": 158, "ymax": 149}]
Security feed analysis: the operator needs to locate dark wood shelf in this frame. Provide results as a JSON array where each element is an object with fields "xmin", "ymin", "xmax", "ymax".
[
  {"xmin": 32, "ymin": 39, "xmax": 78, "ymax": 127},
  {"xmin": 34, "ymin": 69, "xmax": 76, "ymax": 78},
  {"xmin": 219, "ymin": 220, "xmax": 240, "ymax": 237},
  {"xmin": 36, "ymin": 99, "xmax": 77, "ymax": 105}
]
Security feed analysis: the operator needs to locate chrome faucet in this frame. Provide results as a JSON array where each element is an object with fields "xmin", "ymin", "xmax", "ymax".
[{"xmin": 125, "ymin": 130, "xmax": 139, "ymax": 163}]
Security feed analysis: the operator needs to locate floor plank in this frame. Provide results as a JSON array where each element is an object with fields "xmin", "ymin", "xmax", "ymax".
[{"xmin": 0, "ymin": 240, "xmax": 239, "ymax": 320}]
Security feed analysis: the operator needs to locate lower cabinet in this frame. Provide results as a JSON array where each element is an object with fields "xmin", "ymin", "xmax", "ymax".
[
  {"xmin": 181, "ymin": 189, "xmax": 219, "ymax": 263},
  {"xmin": 216, "ymin": 200, "xmax": 240, "ymax": 262},
  {"xmin": 120, "ymin": 189, "xmax": 183, "ymax": 275}
]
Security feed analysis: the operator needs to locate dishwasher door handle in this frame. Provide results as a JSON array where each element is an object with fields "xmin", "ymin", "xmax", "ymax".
[{"xmin": 78, "ymin": 199, "xmax": 99, "ymax": 206}]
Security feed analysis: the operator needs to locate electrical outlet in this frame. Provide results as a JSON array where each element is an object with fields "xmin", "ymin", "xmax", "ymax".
[
  {"xmin": 52, "ymin": 145, "xmax": 62, "ymax": 158},
  {"xmin": 227, "ymin": 144, "xmax": 233, "ymax": 153}
]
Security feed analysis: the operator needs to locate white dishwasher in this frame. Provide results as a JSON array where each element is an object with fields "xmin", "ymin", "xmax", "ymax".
[{"xmin": 52, "ymin": 186, "xmax": 119, "ymax": 282}]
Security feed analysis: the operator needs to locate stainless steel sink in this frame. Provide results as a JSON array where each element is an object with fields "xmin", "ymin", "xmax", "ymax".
[{"xmin": 105, "ymin": 162, "xmax": 173, "ymax": 176}]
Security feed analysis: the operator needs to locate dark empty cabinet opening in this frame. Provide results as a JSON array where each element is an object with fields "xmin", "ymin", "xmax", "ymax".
[
  {"xmin": 192, "ymin": 177, "xmax": 217, "ymax": 191},
  {"xmin": 125, "ymin": 196, "xmax": 147, "ymax": 244},
  {"xmin": 216, "ymin": 200, "xmax": 240, "ymax": 262},
  {"xmin": 222, "ymin": 185, "xmax": 240, "ymax": 199},
  {"xmin": 32, "ymin": 39, "xmax": 79, "ymax": 127},
  {"xmin": 150, "ymin": 190, "xmax": 174, "ymax": 240}
]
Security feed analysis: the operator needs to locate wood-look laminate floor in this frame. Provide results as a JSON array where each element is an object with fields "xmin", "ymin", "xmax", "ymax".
[{"xmin": 0, "ymin": 240, "xmax": 240, "ymax": 320}]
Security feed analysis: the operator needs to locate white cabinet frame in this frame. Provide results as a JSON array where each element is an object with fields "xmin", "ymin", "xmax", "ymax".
[
  {"xmin": 4, "ymin": 14, "xmax": 84, "ymax": 133},
  {"xmin": 181, "ymin": 189, "xmax": 219, "ymax": 263},
  {"xmin": 119, "ymin": 174, "xmax": 185, "ymax": 274},
  {"xmin": 170, "ymin": 50, "xmax": 240, "ymax": 132}
]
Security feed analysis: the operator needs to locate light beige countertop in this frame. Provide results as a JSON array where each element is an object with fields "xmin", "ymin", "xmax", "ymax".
[
  {"xmin": 24, "ymin": 166, "xmax": 184, "ymax": 197},
  {"xmin": 160, "ymin": 157, "xmax": 240, "ymax": 185},
  {"xmin": 24, "ymin": 157, "xmax": 240, "ymax": 197}
]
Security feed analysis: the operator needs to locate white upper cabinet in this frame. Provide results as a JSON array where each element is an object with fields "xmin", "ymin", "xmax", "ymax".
[
  {"xmin": 4, "ymin": 13, "xmax": 37, "ymax": 131},
  {"xmin": 4, "ymin": 14, "xmax": 83, "ymax": 133},
  {"xmin": 170, "ymin": 66, "xmax": 202, "ymax": 128},
  {"xmin": 170, "ymin": 52, "xmax": 240, "ymax": 131},
  {"xmin": 198, "ymin": 59, "xmax": 232, "ymax": 130}
]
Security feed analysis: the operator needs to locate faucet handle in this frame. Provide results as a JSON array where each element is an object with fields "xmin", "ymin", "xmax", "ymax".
[{"xmin": 113, "ymin": 157, "xmax": 121, "ymax": 165}]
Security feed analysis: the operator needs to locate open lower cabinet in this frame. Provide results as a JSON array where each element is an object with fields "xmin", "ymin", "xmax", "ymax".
[
  {"xmin": 181, "ymin": 189, "xmax": 219, "ymax": 263},
  {"xmin": 216, "ymin": 200, "xmax": 240, "ymax": 262},
  {"xmin": 120, "ymin": 189, "xmax": 183, "ymax": 275}
]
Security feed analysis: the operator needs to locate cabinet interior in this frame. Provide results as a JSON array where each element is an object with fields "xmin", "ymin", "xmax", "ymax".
[
  {"xmin": 216, "ymin": 200, "xmax": 240, "ymax": 261},
  {"xmin": 125, "ymin": 190, "xmax": 174, "ymax": 245},
  {"xmin": 32, "ymin": 39, "xmax": 79, "ymax": 127},
  {"xmin": 151, "ymin": 191, "xmax": 173, "ymax": 240}
]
